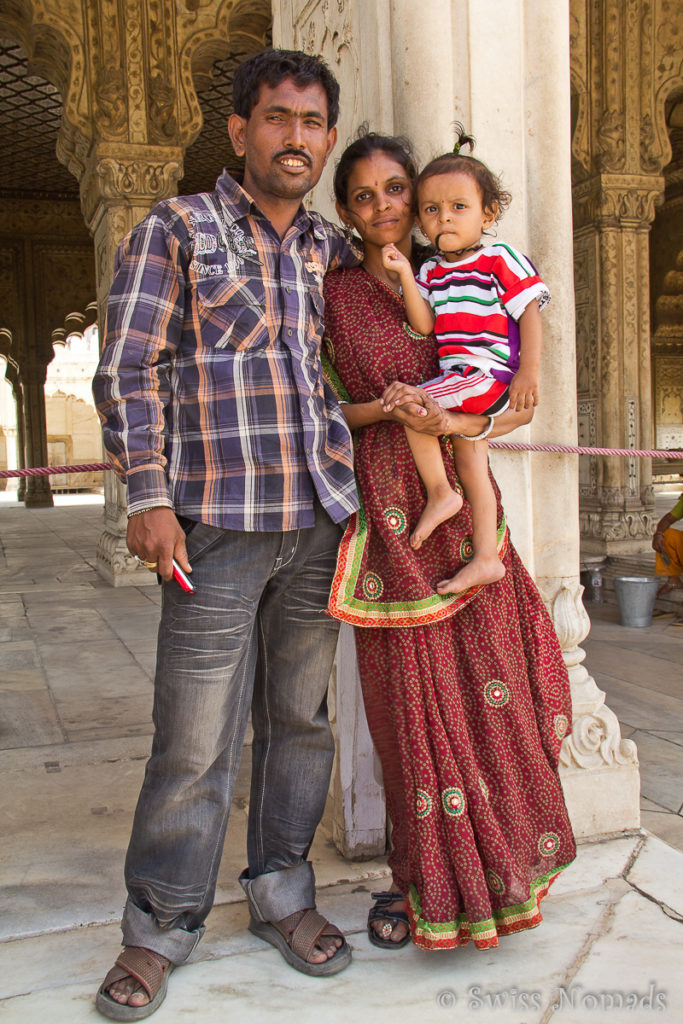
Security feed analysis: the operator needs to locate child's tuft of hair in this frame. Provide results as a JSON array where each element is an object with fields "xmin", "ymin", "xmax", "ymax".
[
  {"xmin": 417, "ymin": 123, "xmax": 512, "ymax": 222},
  {"xmin": 452, "ymin": 122, "xmax": 475, "ymax": 155}
]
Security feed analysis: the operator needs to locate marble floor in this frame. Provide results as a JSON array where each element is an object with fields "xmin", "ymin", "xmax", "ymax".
[{"xmin": 1, "ymin": 493, "xmax": 682, "ymax": 1023}]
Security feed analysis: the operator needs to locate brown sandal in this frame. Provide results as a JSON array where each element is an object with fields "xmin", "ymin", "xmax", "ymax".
[
  {"xmin": 249, "ymin": 907, "xmax": 352, "ymax": 976},
  {"xmin": 96, "ymin": 946, "xmax": 174, "ymax": 1021}
]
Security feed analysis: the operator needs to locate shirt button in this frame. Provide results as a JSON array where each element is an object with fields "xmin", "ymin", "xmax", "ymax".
[
  {"xmin": 286, "ymin": 286, "xmax": 292, "ymax": 294},
  {"xmin": 288, "ymin": 328, "xmax": 293, "ymax": 336}
]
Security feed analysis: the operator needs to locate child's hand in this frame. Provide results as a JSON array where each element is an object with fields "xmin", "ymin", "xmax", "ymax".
[
  {"xmin": 508, "ymin": 370, "xmax": 539, "ymax": 411},
  {"xmin": 381, "ymin": 381, "xmax": 427, "ymax": 416},
  {"xmin": 381, "ymin": 243, "xmax": 412, "ymax": 280}
]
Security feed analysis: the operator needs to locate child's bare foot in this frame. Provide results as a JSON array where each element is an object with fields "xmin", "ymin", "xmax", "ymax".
[
  {"xmin": 410, "ymin": 487, "xmax": 463, "ymax": 549},
  {"xmin": 436, "ymin": 553, "xmax": 506, "ymax": 594}
]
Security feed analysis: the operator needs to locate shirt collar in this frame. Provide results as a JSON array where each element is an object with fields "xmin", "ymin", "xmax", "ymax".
[{"xmin": 215, "ymin": 168, "xmax": 324, "ymax": 240}]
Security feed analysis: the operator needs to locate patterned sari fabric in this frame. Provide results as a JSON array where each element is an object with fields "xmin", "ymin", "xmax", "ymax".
[{"xmin": 323, "ymin": 267, "xmax": 576, "ymax": 951}]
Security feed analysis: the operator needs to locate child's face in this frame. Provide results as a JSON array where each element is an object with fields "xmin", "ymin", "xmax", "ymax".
[{"xmin": 416, "ymin": 171, "xmax": 497, "ymax": 257}]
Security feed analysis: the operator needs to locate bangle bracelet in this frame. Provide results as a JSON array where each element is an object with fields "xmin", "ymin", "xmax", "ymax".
[
  {"xmin": 452, "ymin": 415, "xmax": 494, "ymax": 441},
  {"xmin": 127, "ymin": 506, "xmax": 165, "ymax": 519}
]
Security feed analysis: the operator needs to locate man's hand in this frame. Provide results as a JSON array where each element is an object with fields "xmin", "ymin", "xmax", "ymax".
[
  {"xmin": 127, "ymin": 507, "xmax": 190, "ymax": 581},
  {"xmin": 508, "ymin": 369, "xmax": 539, "ymax": 411}
]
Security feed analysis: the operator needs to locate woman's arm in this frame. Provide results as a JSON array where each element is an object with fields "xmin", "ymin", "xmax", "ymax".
[
  {"xmin": 341, "ymin": 399, "xmax": 391, "ymax": 430},
  {"xmin": 652, "ymin": 511, "xmax": 677, "ymax": 555}
]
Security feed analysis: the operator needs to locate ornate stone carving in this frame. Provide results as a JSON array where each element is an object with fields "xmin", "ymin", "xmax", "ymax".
[
  {"xmin": 549, "ymin": 580, "xmax": 590, "ymax": 655},
  {"xmin": 573, "ymin": 175, "xmax": 665, "ymax": 229},
  {"xmin": 81, "ymin": 151, "xmax": 184, "ymax": 224},
  {"xmin": 559, "ymin": 704, "xmax": 638, "ymax": 770},
  {"xmin": 537, "ymin": 578, "xmax": 639, "ymax": 775},
  {"xmin": 577, "ymin": 400, "xmax": 597, "ymax": 496},
  {"xmin": 597, "ymin": 110, "xmax": 626, "ymax": 173},
  {"xmin": 580, "ymin": 506, "xmax": 656, "ymax": 542}
]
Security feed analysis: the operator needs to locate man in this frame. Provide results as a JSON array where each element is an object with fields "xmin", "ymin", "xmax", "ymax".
[{"xmin": 93, "ymin": 49, "xmax": 360, "ymax": 1019}]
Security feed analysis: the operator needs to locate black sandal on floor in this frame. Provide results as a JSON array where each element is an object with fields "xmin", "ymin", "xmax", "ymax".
[{"xmin": 367, "ymin": 891, "xmax": 411, "ymax": 949}]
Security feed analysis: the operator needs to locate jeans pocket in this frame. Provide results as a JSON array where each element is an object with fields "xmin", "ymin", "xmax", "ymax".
[{"xmin": 184, "ymin": 521, "xmax": 227, "ymax": 565}]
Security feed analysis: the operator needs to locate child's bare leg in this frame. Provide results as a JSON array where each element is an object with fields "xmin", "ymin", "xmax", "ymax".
[
  {"xmin": 437, "ymin": 437, "xmax": 505, "ymax": 593},
  {"xmin": 404, "ymin": 427, "xmax": 463, "ymax": 549}
]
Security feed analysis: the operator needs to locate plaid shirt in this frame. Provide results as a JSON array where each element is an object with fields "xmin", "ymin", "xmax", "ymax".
[{"xmin": 93, "ymin": 171, "xmax": 359, "ymax": 531}]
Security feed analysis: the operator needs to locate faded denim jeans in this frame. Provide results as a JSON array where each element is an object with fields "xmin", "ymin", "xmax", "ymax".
[{"xmin": 120, "ymin": 502, "xmax": 343, "ymax": 963}]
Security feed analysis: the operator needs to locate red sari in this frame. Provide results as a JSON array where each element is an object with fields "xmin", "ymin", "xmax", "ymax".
[{"xmin": 323, "ymin": 267, "xmax": 575, "ymax": 951}]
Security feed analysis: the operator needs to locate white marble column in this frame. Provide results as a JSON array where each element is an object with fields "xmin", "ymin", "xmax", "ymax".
[{"xmin": 277, "ymin": 0, "xmax": 640, "ymax": 850}]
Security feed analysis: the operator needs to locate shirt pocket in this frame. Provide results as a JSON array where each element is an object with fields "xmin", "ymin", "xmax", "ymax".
[{"xmin": 195, "ymin": 276, "xmax": 267, "ymax": 351}]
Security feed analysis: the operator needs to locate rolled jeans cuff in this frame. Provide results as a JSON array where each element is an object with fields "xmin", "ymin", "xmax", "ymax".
[
  {"xmin": 239, "ymin": 861, "xmax": 316, "ymax": 923},
  {"xmin": 122, "ymin": 898, "xmax": 204, "ymax": 964}
]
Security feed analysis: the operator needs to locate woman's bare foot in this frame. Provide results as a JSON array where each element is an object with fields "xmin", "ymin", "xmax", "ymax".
[
  {"xmin": 437, "ymin": 553, "xmax": 506, "ymax": 594},
  {"xmin": 411, "ymin": 487, "xmax": 463, "ymax": 549}
]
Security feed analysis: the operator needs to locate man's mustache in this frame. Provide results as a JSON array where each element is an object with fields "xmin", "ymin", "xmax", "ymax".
[{"xmin": 273, "ymin": 149, "xmax": 311, "ymax": 166}]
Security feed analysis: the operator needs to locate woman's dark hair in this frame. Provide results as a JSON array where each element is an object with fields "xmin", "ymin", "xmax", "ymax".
[
  {"xmin": 416, "ymin": 125, "xmax": 512, "ymax": 220},
  {"xmin": 333, "ymin": 127, "xmax": 418, "ymax": 208},
  {"xmin": 233, "ymin": 49, "xmax": 340, "ymax": 129}
]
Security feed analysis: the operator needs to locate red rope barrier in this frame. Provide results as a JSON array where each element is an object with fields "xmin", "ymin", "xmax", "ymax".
[
  {"xmin": 488, "ymin": 441, "xmax": 683, "ymax": 458},
  {"xmin": 0, "ymin": 463, "xmax": 110, "ymax": 479},
  {"xmin": 1, "ymin": 445, "xmax": 682, "ymax": 480}
]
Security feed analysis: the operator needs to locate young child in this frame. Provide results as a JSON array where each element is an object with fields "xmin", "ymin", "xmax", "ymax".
[{"xmin": 381, "ymin": 130, "xmax": 549, "ymax": 594}]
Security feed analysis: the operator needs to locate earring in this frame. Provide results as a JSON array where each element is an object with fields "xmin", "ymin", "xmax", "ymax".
[{"xmin": 341, "ymin": 222, "xmax": 364, "ymax": 258}]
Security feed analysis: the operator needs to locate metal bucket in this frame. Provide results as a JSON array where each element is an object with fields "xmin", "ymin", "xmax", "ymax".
[{"xmin": 613, "ymin": 576, "xmax": 660, "ymax": 628}]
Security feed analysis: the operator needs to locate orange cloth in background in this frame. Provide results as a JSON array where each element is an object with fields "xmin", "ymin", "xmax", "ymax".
[{"xmin": 656, "ymin": 527, "xmax": 683, "ymax": 578}]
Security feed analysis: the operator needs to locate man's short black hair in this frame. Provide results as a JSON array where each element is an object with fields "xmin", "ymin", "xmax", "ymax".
[{"xmin": 232, "ymin": 49, "xmax": 340, "ymax": 129}]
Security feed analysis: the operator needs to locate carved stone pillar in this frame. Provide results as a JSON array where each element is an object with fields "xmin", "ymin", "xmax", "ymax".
[
  {"xmin": 570, "ymin": 0, "xmax": 683, "ymax": 552},
  {"xmin": 278, "ymin": 0, "xmax": 642, "ymax": 854},
  {"xmin": 652, "ymin": 248, "xmax": 683, "ymax": 452},
  {"xmin": 21, "ymin": 361, "xmax": 53, "ymax": 508},
  {"xmin": 524, "ymin": 0, "xmax": 640, "ymax": 837},
  {"xmin": 13, "ymin": 378, "xmax": 27, "ymax": 504},
  {"xmin": 81, "ymin": 145, "xmax": 184, "ymax": 585},
  {"xmin": 573, "ymin": 177, "xmax": 661, "ymax": 554}
]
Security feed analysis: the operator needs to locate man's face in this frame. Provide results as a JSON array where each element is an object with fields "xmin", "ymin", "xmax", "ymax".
[{"xmin": 228, "ymin": 77, "xmax": 337, "ymax": 205}]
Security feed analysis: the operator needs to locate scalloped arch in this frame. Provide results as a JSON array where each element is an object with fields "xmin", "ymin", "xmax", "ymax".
[
  {"xmin": 653, "ymin": 58, "xmax": 683, "ymax": 174},
  {"xmin": 0, "ymin": 0, "xmax": 90, "ymax": 182},
  {"xmin": 179, "ymin": 0, "xmax": 271, "ymax": 149}
]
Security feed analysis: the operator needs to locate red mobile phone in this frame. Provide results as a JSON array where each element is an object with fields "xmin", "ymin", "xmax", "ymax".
[{"xmin": 172, "ymin": 558, "xmax": 195, "ymax": 593}]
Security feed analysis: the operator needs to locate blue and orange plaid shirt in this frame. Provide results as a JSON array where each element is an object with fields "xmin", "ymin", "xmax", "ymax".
[{"xmin": 93, "ymin": 171, "xmax": 359, "ymax": 531}]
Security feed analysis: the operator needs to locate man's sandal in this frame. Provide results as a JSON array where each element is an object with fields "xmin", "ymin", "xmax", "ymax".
[
  {"xmin": 249, "ymin": 908, "xmax": 352, "ymax": 976},
  {"xmin": 367, "ymin": 891, "xmax": 411, "ymax": 949},
  {"xmin": 96, "ymin": 947, "xmax": 174, "ymax": 1021}
]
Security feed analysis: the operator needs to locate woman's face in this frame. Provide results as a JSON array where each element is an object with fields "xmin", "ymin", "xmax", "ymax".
[{"xmin": 338, "ymin": 151, "xmax": 414, "ymax": 249}]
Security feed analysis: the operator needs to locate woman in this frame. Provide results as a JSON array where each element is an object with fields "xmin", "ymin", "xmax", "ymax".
[
  {"xmin": 652, "ymin": 492, "xmax": 683, "ymax": 596},
  {"xmin": 322, "ymin": 133, "xmax": 576, "ymax": 951}
]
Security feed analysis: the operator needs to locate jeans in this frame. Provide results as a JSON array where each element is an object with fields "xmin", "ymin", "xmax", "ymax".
[{"xmin": 120, "ymin": 502, "xmax": 343, "ymax": 963}]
